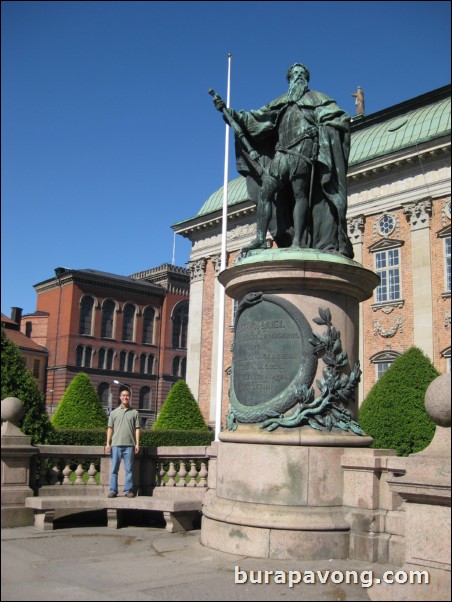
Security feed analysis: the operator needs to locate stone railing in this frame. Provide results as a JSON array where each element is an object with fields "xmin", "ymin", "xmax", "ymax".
[
  {"xmin": 34, "ymin": 445, "xmax": 210, "ymax": 497},
  {"xmin": 155, "ymin": 446, "xmax": 209, "ymax": 488}
]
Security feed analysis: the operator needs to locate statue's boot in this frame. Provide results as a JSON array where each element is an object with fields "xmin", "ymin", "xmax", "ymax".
[
  {"xmin": 242, "ymin": 234, "xmax": 267, "ymax": 252},
  {"xmin": 242, "ymin": 202, "xmax": 271, "ymax": 252}
]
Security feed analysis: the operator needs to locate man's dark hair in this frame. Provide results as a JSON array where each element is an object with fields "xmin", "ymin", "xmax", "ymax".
[{"xmin": 119, "ymin": 386, "xmax": 131, "ymax": 395}]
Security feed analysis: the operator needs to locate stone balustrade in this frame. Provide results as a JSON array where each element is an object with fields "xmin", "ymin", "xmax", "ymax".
[{"xmin": 33, "ymin": 445, "xmax": 210, "ymax": 496}]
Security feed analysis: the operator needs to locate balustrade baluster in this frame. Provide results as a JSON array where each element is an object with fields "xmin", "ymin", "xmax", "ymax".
[
  {"xmin": 177, "ymin": 460, "xmax": 187, "ymax": 487},
  {"xmin": 74, "ymin": 463, "xmax": 85, "ymax": 485},
  {"xmin": 166, "ymin": 461, "xmax": 177, "ymax": 487},
  {"xmin": 158, "ymin": 460, "xmax": 165, "ymax": 486},
  {"xmin": 87, "ymin": 462, "xmax": 97, "ymax": 485},
  {"xmin": 187, "ymin": 460, "xmax": 198, "ymax": 487},
  {"xmin": 62, "ymin": 460, "xmax": 72, "ymax": 485},
  {"xmin": 198, "ymin": 461, "xmax": 208, "ymax": 487}
]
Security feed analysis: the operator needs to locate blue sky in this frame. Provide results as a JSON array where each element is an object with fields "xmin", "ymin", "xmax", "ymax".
[{"xmin": 2, "ymin": 1, "xmax": 450, "ymax": 316}]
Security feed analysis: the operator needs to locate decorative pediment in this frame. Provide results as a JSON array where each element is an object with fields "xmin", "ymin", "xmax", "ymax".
[
  {"xmin": 370, "ymin": 350, "xmax": 402, "ymax": 363},
  {"xmin": 368, "ymin": 238, "xmax": 404, "ymax": 253},
  {"xmin": 437, "ymin": 224, "xmax": 451, "ymax": 239}
]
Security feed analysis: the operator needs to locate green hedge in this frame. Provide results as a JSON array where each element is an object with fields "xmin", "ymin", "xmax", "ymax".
[
  {"xmin": 48, "ymin": 429, "xmax": 106, "ymax": 446},
  {"xmin": 359, "ymin": 347, "xmax": 438, "ymax": 456},
  {"xmin": 48, "ymin": 428, "xmax": 213, "ymax": 447},
  {"xmin": 152, "ymin": 380, "xmax": 210, "ymax": 431},
  {"xmin": 140, "ymin": 429, "xmax": 213, "ymax": 447},
  {"xmin": 51, "ymin": 372, "xmax": 107, "ymax": 429}
]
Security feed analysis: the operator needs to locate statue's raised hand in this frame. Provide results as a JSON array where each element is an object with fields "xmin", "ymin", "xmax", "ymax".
[{"xmin": 208, "ymin": 88, "xmax": 226, "ymax": 112}]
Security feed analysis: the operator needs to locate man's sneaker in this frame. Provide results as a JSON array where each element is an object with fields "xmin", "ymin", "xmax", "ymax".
[
  {"xmin": 108, "ymin": 491, "xmax": 117, "ymax": 498},
  {"xmin": 124, "ymin": 491, "xmax": 135, "ymax": 498}
]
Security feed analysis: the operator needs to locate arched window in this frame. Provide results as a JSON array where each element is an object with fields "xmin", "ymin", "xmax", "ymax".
[
  {"xmin": 172, "ymin": 356, "xmax": 181, "ymax": 377},
  {"xmin": 106, "ymin": 349, "xmax": 114, "ymax": 370},
  {"xmin": 181, "ymin": 357, "xmax": 187, "ymax": 380},
  {"xmin": 25, "ymin": 321, "xmax": 32, "ymax": 337},
  {"xmin": 98, "ymin": 382, "xmax": 110, "ymax": 409},
  {"xmin": 172, "ymin": 302, "xmax": 189, "ymax": 349},
  {"xmin": 98, "ymin": 348, "xmax": 106, "ymax": 369},
  {"xmin": 101, "ymin": 299, "xmax": 116, "ymax": 338},
  {"xmin": 127, "ymin": 352, "xmax": 135, "ymax": 373},
  {"xmin": 371, "ymin": 350, "xmax": 402, "ymax": 381},
  {"xmin": 120, "ymin": 351, "xmax": 127, "ymax": 372},
  {"xmin": 140, "ymin": 353, "xmax": 154, "ymax": 375},
  {"xmin": 122, "ymin": 303, "xmax": 136, "ymax": 341},
  {"xmin": 76, "ymin": 345, "xmax": 93, "ymax": 368},
  {"xmin": 79, "ymin": 296, "xmax": 95, "ymax": 335},
  {"xmin": 142, "ymin": 306, "xmax": 155, "ymax": 344},
  {"xmin": 84, "ymin": 346, "xmax": 93, "ymax": 368},
  {"xmin": 139, "ymin": 387, "xmax": 151, "ymax": 410},
  {"xmin": 76, "ymin": 345, "xmax": 84, "ymax": 367}
]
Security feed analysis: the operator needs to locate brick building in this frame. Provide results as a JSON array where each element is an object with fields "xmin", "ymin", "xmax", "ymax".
[
  {"xmin": 21, "ymin": 264, "xmax": 189, "ymax": 426},
  {"xmin": 2, "ymin": 308, "xmax": 48, "ymax": 395},
  {"xmin": 173, "ymin": 85, "xmax": 451, "ymax": 427}
]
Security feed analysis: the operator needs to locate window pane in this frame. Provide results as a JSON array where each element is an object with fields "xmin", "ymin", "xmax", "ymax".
[
  {"xmin": 101, "ymin": 300, "xmax": 115, "ymax": 338},
  {"xmin": 143, "ymin": 307, "xmax": 155, "ymax": 344},
  {"xmin": 122, "ymin": 304, "xmax": 135, "ymax": 341},
  {"xmin": 79, "ymin": 297, "xmax": 94, "ymax": 335}
]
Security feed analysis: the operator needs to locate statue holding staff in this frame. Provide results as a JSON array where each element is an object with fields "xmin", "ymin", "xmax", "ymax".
[{"xmin": 211, "ymin": 63, "xmax": 354, "ymax": 258}]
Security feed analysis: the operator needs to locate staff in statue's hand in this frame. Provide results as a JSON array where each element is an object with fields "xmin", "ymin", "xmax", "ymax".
[{"xmin": 209, "ymin": 88, "xmax": 263, "ymax": 176}]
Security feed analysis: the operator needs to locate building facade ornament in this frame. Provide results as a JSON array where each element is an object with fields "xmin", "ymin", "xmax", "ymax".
[
  {"xmin": 186, "ymin": 259, "xmax": 207, "ymax": 283},
  {"xmin": 371, "ymin": 300, "xmax": 405, "ymax": 314},
  {"xmin": 347, "ymin": 215, "xmax": 365, "ymax": 244},
  {"xmin": 403, "ymin": 198, "xmax": 432, "ymax": 230},
  {"xmin": 210, "ymin": 254, "xmax": 222, "ymax": 276},
  {"xmin": 372, "ymin": 213, "xmax": 400, "ymax": 241},
  {"xmin": 373, "ymin": 317, "xmax": 403, "ymax": 338}
]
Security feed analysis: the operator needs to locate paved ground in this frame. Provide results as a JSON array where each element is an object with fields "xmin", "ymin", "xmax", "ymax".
[{"xmin": 1, "ymin": 523, "xmax": 389, "ymax": 601}]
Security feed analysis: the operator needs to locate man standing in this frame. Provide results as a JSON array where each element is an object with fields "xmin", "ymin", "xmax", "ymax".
[
  {"xmin": 212, "ymin": 63, "xmax": 353, "ymax": 258},
  {"xmin": 105, "ymin": 387, "xmax": 140, "ymax": 498}
]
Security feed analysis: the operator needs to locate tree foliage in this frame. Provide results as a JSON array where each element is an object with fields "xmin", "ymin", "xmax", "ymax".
[
  {"xmin": 152, "ymin": 380, "xmax": 209, "ymax": 431},
  {"xmin": 1, "ymin": 328, "xmax": 52, "ymax": 444},
  {"xmin": 51, "ymin": 372, "xmax": 107, "ymax": 429},
  {"xmin": 359, "ymin": 347, "xmax": 438, "ymax": 456}
]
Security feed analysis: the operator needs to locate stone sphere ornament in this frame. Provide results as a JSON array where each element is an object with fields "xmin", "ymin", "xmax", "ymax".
[
  {"xmin": 424, "ymin": 373, "xmax": 451, "ymax": 428},
  {"xmin": 1, "ymin": 397, "xmax": 25, "ymax": 425}
]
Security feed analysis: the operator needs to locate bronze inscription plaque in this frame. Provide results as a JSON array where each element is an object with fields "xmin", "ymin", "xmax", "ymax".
[{"xmin": 233, "ymin": 298, "xmax": 302, "ymax": 406}]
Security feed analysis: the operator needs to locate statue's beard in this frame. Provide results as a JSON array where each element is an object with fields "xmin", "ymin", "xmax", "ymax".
[{"xmin": 287, "ymin": 77, "xmax": 308, "ymax": 102}]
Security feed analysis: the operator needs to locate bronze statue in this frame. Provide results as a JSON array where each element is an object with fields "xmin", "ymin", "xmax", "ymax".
[
  {"xmin": 352, "ymin": 85, "xmax": 365, "ymax": 115},
  {"xmin": 211, "ymin": 63, "xmax": 353, "ymax": 258}
]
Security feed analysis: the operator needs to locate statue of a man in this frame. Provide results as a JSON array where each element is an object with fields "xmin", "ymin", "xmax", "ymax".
[
  {"xmin": 352, "ymin": 85, "xmax": 365, "ymax": 115},
  {"xmin": 212, "ymin": 63, "xmax": 353, "ymax": 258}
]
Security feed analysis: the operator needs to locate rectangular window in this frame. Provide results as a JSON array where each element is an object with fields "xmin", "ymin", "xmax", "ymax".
[
  {"xmin": 33, "ymin": 359, "xmax": 40, "ymax": 378},
  {"xmin": 375, "ymin": 249, "xmax": 401, "ymax": 303},
  {"xmin": 445, "ymin": 236, "xmax": 451, "ymax": 292},
  {"xmin": 376, "ymin": 362, "xmax": 391, "ymax": 380}
]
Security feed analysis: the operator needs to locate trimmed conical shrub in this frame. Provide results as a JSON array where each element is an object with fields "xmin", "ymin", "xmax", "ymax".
[
  {"xmin": 1, "ymin": 328, "xmax": 52, "ymax": 444},
  {"xmin": 152, "ymin": 380, "xmax": 209, "ymax": 431},
  {"xmin": 359, "ymin": 347, "xmax": 438, "ymax": 456},
  {"xmin": 51, "ymin": 372, "xmax": 107, "ymax": 429}
]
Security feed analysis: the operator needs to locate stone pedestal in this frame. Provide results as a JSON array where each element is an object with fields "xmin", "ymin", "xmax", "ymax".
[
  {"xmin": 1, "ymin": 398, "xmax": 37, "ymax": 528},
  {"xmin": 201, "ymin": 250, "xmax": 379, "ymax": 559}
]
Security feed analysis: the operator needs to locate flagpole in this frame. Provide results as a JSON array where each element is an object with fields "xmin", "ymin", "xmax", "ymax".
[{"xmin": 214, "ymin": 53, "xmax": 232, "ymax": 442}]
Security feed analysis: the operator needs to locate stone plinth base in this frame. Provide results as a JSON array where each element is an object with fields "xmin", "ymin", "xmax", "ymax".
[{"xmin": 201, "ymin": 436, "xmax": 371, "ymax": 559}]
